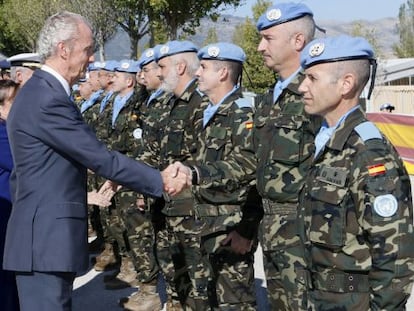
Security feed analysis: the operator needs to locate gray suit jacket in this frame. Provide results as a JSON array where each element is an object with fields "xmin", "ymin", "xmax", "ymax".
[{"xmin": 4, "ymin": 69, "xmax": 163, "ymax": 273}]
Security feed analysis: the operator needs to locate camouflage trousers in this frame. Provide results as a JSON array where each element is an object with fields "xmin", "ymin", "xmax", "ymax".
[
  {"xmin": 156, "ymin": 215, "xmax": 208, "ymax": 309},
  {"xmin": 200, "ymin": 214, "xmax": 257, "ymax": 311},
  {"xmin": 105, "ymin": 194, "xmax": 128, "ymax": 255},
  {"xmin": 124, "ymin": 205, "xmax": 160, "ymax": 283},
  {"xmin": 259, "ymin": 212, "xmax": 308, "ymax": 311}
]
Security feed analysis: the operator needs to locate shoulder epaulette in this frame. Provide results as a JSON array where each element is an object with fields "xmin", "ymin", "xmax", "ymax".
[
  {"xmin": 354, "ymin": 121, "xmax": 383, "ymax": 142},
  {"xmin": 235, "ymin": 97, "xmax": 253, "ymax": 109}
]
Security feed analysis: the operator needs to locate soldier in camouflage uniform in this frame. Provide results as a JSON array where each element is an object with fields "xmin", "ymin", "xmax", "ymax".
[
  {"xmin": 91, "ymin": 60, "xmax": 120, "ymax": 269},
  {"xmin": 298, "ymin": 35, "xmax": 414, "ymax": 311},
  {"xmin": 254, "ymin": 3, "xmax": 321, "ymax": 310},
  {"xmin": 97, "ymin": 60, "xmax": 151, "ymax": 290},
  {"xmin": 170, "ymin": 42, "xmax": 261, "ymax": 310},
  {"xmin": 119, "ymin": 47, "xmax": 167, "ymax": 311},
  {"xmin": 141, "ymin": 41, "xmax": 206, "ymax": 310}
]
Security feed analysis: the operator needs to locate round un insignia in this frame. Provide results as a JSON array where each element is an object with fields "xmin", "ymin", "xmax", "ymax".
[
  {"xmin": 309, "ymin": 43, "xmax": 325, "ymax": 57},
  {"xmin": 266, "ymin": 9, "xmax": 282, "ymax": 21},
  {"xmin": 373, "ymin": 194, "xmax": 398, "ymax": 217},
  {"xmin": 133, "ymin": 128, "xmax": 142, "ymax": 140},
  {"xmin": 208, "ymin": 46, "xmax": 220, "ymax": 58}
]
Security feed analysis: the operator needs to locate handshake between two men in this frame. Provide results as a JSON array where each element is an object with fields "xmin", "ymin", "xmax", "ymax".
[{"xmin": 91, "ymin": 161, "xmax": 194, "ymax": 208}]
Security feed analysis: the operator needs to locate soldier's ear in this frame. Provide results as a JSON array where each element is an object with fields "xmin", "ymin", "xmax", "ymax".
[
  {"xmin": 340, "ymin": 72, "xmax": 357, "ymax": 98},
  {"xmin": 176, "ymin": 61, "xmax": 186, "ymax": 76}
]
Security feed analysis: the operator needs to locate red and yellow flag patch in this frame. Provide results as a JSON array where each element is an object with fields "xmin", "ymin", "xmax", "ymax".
[
  {"xmin": 245, "ymin": 121, "xmax": 253, "ymax": 130},
  {"xmin": 367, "ymin": 164, "xmax": 386, "ymax": 176}
]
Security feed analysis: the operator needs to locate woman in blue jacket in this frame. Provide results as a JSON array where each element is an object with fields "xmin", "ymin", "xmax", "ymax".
[{"xmin": 0, "ymin": 79, "xmax": 19, "ymax": 311}]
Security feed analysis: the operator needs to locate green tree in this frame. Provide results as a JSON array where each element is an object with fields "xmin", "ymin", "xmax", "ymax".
[
  {"xmin": 394, "ymin": 0, "xmax": 414, "ymax": 57},
  {"xmin": 0, "ymin": 0, "xmax": 70, "ymax": 54},
  {"xmin": 233, "ymin": 0, "xmax": 273, "ymax": 93},
  {"xmin": 203, "ymin": 27, "xmax": 218, "ymax": 45},
  {"xmin": 149, "ymin": 0, "xmax": 242, "ymax": 40},
  {"xmin": 351, "ymin": 22, "xmax": 382, "ymax": 58},
  {"xmin": 69, "ymin": 0, "xmax": 118, "ymax": 61}
]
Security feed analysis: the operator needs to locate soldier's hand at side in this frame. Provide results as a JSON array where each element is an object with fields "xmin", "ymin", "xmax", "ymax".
[
  {"xmin": 221, "ymin": 230, "xmax": 253, "ymax": 255},
  {"xmin": 87, "ymin": 190, "xmax": 112, "ymax": 207},
  {"xmin": 98, "ymin": 180, "xmax": 121, "ymax": 200},
  {"xmin": 136, "ymin": 195, "xmax": 145, "ymax": 212}
]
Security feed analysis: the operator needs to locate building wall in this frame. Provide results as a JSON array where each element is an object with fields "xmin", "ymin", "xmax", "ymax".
[{"xmin": 369, "ymin": 85, "xmax": 414, "ymax": 114}]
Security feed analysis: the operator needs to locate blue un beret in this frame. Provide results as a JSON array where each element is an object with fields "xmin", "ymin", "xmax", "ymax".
[
  {"xmin": 154, "ymin": 40, "xmax": 198, "ymax": 61},
  {"xmin": 115, "ymin": 59, "xmax": 140, "ymax": 73},
  {"xmin": 138, "ymin": 46, "xmax": 158, "ymax": 69},
  {"xmin": 88, "ymin": 61, "xmax": 103, "ymax": 71},
  {"xmin": 301, "ymin": 35, "xmax": 375, "ymax": 69},
  {"xmin": 256, "ymin": 2, "xmax": 313, "ymax": 31},
  {"xmin": 198, "ymin": 42, "xmax": 246, "ymax": 63},
  {"xmin": 0, "ymin": 59, "xmax": 11, "ymax": 70},
  {"xmin": 102, "ymin": 60, "xmax": 119, "ymax": 72}
]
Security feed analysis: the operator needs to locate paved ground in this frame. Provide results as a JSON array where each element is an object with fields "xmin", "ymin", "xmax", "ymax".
[
  {"xmin": 73, "ymin": 245, "xmax": 269, "ymax": 310},
  {"xmin": 73, "ymin": 243, "xmax": 414, "ymax": 310},
  {"xmin": 74, "ymin": 177, "xmax": 414, "ymax": 310}
]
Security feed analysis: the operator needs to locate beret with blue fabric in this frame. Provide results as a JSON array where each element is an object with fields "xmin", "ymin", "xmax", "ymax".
[
  {"xmin": 102, "ymin": 60, "xmax": 119, "ymax": 72},
  {"xmin": 154, "ymin": 40, "xmax": 198, "ymax": 61},
  {"xmin": 301, "ymin": 35, "xmax": 377, "ymax": 98},
  {"xmin": 138, "ymin": 46, "xmax": 158, "ymax": 69},
  {"xmin": 198, "ymin": 42, "xmax": 246, "ymax": 63},
  {"xmin": 87, "ymin": 61, "xmax": 102, "ymax": 71},
  {"xmin": 256, "ymin": 2, "xmax": 313, "ymax": 31},
  {"xmin": 115, "ymin": 59, "xmax": 140, "ymax": 73},
  {"xmin": 300, "ymin": 35, "xmax": 375, "ymax": 69}
]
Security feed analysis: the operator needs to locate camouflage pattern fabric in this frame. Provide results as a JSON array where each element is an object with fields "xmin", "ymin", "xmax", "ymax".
[
  {"xmin": 81, "ymin": 92, "xmax": 106, "ymax": 238},
  {"xmin": 191, "ymin": 90, "xmax": 259, "ymax": 310},
  {"xmin": 253, "ymin": 72, "xmax": 321, "ymax": 310},
  {"xmin": 299, "ymin": 107, "xmax": 414, "ymax": 310},
  {"xmin": 140, "ymin": 80, "xmax": 208, "ymax": 307}
]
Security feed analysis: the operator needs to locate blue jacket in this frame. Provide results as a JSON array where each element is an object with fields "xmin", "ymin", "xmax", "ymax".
[
  {"xmin": 0, "ymin": 121, "xmax": 12, "ymax": 203},
  {"xmin": 4, "ymin": 69, "xmax": 163, "ymax": 274}
]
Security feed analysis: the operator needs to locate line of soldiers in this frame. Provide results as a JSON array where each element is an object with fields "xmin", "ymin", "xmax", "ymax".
[{"xmin": 72, "ymin": 2, "xmax": 414, "ymax": 311}]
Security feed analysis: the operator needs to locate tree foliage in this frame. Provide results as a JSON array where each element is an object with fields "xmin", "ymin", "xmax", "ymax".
[
  {"xmin": 0, "ymin": 0, "xmax": 244, "ymax": 59},
  {"xmin": 0, "ymin": 0, "xmax": 70, "ymax": 54},
  {"xmin": 233, "ymin": 0, "xmax": 273, "ymax": 93},
  {"xmin": 69, "ymin": 0, "xmax": 118, "ymax": 61},
  {"xmin": 149, "ymin": 0, "xmax": 242, "ymax": 40},
  {"xmin": 203, "ymin": 27, "xmax": 218, "ymax": 45},
  {"xmin": 351, "ymin": 22, "xmax": 382, "ymax": 58},
  {"xmin": 394, "ymin": 0, "xmax": 414, "ymax": 57}
]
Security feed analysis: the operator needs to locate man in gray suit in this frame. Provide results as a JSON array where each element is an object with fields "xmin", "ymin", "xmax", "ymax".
[{"xmin": 3, "ymin": 11, "xmax": 188, "ymax": 311}]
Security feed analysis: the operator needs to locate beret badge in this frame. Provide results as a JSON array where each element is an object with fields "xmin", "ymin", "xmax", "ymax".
[
  {"xmin": 309, "ymin": 43, "xmax": 325, "ymax": 57},
  {"xmin": 266, "ymin": 9, "xmax": 282, "ymax": 21}
]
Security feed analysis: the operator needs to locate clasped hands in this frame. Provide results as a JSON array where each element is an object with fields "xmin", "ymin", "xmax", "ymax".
[{"xmin": 161, "ymin": 161, "xmax": 192, "ymax": 196}]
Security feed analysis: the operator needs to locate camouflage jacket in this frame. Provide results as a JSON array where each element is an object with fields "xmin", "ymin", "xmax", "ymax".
[
  {"xmin": 139, "ymin": 91, "xmax": 174, "ymax": 168},
  {"xmin": 253, "ymin": 72, "xmax": 321, "ymax": 206},
  {"xmin": 95, "ymin": 88, "xmax": 146, "ymax": 158},
  {"xmin": 192, "ymin": 90, "xmax": 261, "ymax": 239},
  {"xmin": 300, "ymin": 107, "xmax": 414, "ymax": 309},
  {"xmin": 140, "ymin": 80, "xmax": 204, "ymax": 216},
  {"xmin": 81, "ymin": 91, "xmax": 106, "ymax": 133}
]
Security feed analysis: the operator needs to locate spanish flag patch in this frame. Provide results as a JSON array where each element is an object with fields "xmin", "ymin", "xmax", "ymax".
[
  {"xmin": 245, "ymin": 121, "xmax": 253, "ymax": 130},
  {"xmin": 367, "ymin": 164, "xmax": 386, "ymax": 176}
]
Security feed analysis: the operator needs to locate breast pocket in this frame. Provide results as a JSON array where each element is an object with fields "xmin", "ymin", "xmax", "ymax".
[
  {"xmin": 205, "ymin": 126, "xmax": 227, "ymax": 161},
  {"xmin": 271, "ymin": 115, "xmax": 305, "ymax": 164},
  {"xmin": 308, "ymin": 182, "xmax": 348, "ymax": 247}
]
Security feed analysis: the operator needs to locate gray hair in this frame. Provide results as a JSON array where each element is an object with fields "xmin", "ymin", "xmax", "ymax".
[
  {"xmin": 287, "ymin": 15, "xmax": 316, "ymax": 45},
  {"xmin": 37, "ymin": 11, "xmax": 91, "ymax": 62},
  {"xmin": 171, "ymin": 52, "xmax": 200, "ymax": 77}
]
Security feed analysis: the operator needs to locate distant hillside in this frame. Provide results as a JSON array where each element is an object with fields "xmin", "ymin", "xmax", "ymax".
[{"xmin": 103, "ymin": 15, "xmax": 400, "ymax": 60}]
